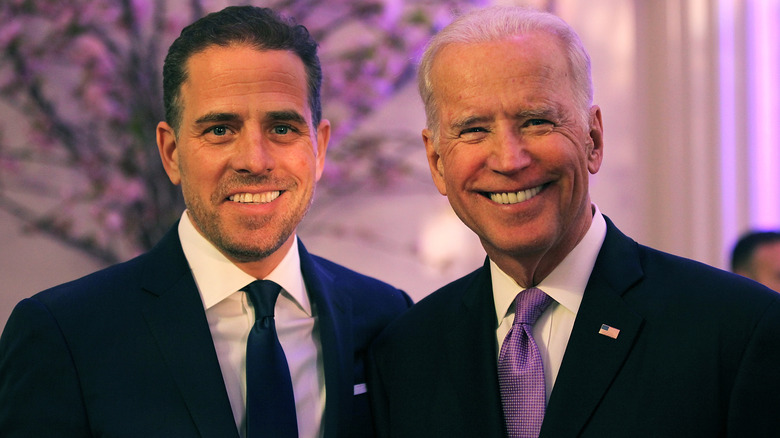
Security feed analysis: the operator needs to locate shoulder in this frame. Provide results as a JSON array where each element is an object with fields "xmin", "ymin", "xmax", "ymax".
[
  {"xmin": 9, "ymin": 226, "xmax": 186, "ymax": 329},
  {"xmin": 637, "ymin": 242, "xmax": 778, "ymax": 308},
  {"xmin": 30, "ymin": 224, "xmax": 184, "ymax": 308},
  {"xmin": 28, "ymin": 252, "xmax": 150, "ymax": 311},
  {"xmin": 0, "ymin": 250, "xmax": 157, "ymax": 367},
  {"xmin": 600, "ymin": 217, "xmax": 779, "ymax": 319},
  {"xmin": 308, "ymin": 252, "xmax": 398, "ymax": 291},
  {"xmin": 373, "ymin": 265, "xmax": 487, "ymax": 349},
  {"xmin": 301, "ymin": 251, "xmax": 414, "ymax": 354},
  {"xmin": 298, "ymin": 241, "xmax": 412, "ymax": 307},
  {"xmin": 412, "ymin": 266, "xmax": 487, "ymax": 314}
]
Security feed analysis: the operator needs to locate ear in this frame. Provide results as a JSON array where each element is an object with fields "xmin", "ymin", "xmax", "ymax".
[
  {"xmin": 586, "ymin": 105, "xmax": 604, "ymax": 175},
  {"xmin": 314, "ymin": 119, "xmax": 331, "ymax": 182},
  {"xmin": 156, "ymin": 121, "xmax": 182, "ymax": 185},
  {"xmin": 423, "ymin": 128, "xmax": 447, "ymax": 196}
]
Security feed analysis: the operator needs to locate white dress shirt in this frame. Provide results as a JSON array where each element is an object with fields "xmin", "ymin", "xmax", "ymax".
[
  {"xmin": 493, "ymin": 205, "xmax": 607, "ymax": 399},
  {"xmin": 178, "ymin": 211, "xmax": 325, "ymax": 438}
]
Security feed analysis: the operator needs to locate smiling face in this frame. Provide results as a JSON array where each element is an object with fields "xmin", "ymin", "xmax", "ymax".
[
  {"xmin": 424, "ymin": 32, "xmax": 603, "ymax": 286},
  {"xmin": 157, "ymin": 44, "xmax": 329, "ymax": 276}
]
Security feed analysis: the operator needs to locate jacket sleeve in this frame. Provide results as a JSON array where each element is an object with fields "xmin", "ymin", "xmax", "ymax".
[{"xmin": 0, "ymin": 298, "xmax": 90, "ymax": 437}]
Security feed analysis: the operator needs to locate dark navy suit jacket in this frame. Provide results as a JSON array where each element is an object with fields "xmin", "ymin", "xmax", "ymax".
[
  {"xmin": 0, "ymin": 225, "xmax": 411, "ymax": 437},
  {"xmin": 368, "ymin": 217, "xmax": 780, "ymax": 437}
]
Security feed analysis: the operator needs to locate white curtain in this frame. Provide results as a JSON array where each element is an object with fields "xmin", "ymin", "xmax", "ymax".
[{"xmin": 557, "ymin": 0, "xmax": 780, "ymax": 269}]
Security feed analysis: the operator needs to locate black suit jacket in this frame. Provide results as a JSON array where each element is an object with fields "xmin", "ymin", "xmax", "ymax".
[
  {"xmin": 0, "ymin": 225, "xmax": 412, "ymax": 437},
  {"xmin": 368, "ymin": 217, "xmax": 780, "ymax": 437}
]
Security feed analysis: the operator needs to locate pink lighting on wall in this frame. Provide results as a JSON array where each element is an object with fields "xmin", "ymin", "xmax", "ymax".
[
  {"xmin": 718, "ymin": 0, "xmax": 737, "ymax": 244},
  {"xmin": 746, "ymin": 0, "xmax": 780, "ymax": 228}
]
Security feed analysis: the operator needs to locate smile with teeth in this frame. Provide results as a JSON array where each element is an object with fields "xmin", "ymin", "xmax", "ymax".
[
  {"xmin": 228, "ymin": 191, "xmax": 281, "ymax": 204},
  {"xmin": 489, "ymin": 185, "xmax": 543, "ymax": 205}
]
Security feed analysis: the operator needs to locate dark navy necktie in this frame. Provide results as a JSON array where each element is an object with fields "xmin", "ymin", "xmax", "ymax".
[{"xmin": 243, "ymin": 280, "xmax": 298, "ymax": 438}]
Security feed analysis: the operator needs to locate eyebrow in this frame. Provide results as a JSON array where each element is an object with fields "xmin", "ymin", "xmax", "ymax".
[
  {"xmin": 515, "ymin": 107, "xmax": 559, "ymax": 120},
  {"xmin": 194, "ymin": 112, "xmax": 241, "ymax": 125},
  {"xmin": 266, "ymin": 110, "xmax": 307, "ymax": 126},
  {"xmin": 450, "ymin": 115, "xmax": 494, "ymax": 131},
  {"xmin": 193, "ymin": 110, "xmax": 309, "ymax": 127},
  {"xmin": 448, "ymin": 105, "xmax": 561, "ymax": 130}
]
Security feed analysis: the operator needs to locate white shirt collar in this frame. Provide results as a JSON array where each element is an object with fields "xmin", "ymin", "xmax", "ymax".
[
  {"xmin": 492, "ymin": 205, "xmax": 607, "ymax": 324},
  {"xmin": 177, "ymin": 211, "xmax": 311, "ymax": 315}
]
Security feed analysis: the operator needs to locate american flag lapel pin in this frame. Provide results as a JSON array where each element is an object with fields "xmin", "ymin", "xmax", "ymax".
[{"xmin": 598, "ymin": 323, "xmax": 620, "ymax": 339}]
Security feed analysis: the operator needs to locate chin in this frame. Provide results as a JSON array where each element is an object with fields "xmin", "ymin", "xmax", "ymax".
[
  {"xmin": 489, "ymin": 227, "xmax": 559, "ymax": 255},
  {"xmin": 215, "ymin": 230, "xmax": 290, "ymax": 263},
  {"xmin": 221, "ymin": 243, "xmax": 280, "ymax": 263}
]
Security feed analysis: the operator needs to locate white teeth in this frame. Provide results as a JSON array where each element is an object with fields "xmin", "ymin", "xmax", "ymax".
[
  {"xmin": 229, "ymin": 191, "xmax": 280, "ymax": 204},
  {"xmin": 490, "ymin": 185, "xmax": 543, "ymax": 205}
]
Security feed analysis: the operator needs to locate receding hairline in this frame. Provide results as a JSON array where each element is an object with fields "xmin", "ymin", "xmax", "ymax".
[{"xmin": 172, "ymin": 43, "xmax": 314, "ymax": 137}]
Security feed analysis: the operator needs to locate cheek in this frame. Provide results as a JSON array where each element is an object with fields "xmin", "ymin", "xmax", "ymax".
[
  {"xmin": 550, "ymin": 138, "xmax": 591, "ymax": 175},
  {"xmin": 180, "ymin": 154, "xmax": 222, "ymax": 193},
  {"xmin": 442, "ymin": 149, "xmax": 483, "ymax": 182},
  {"xmin": 287, "ymin": 150, "xmax": 320, "ymax": 183},
  {"xmin": 300, "ymin": 150, "xmax": 319, "ymax": 173}
]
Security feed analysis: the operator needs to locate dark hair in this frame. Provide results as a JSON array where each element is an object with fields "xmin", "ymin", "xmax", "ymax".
[
  {"xmin": 730, "ymin": 230, "xmax": 780, "ymax": 272},
  {"xmin": 162, "ymin": 6, "xmax": 322, "ymax": 133}
]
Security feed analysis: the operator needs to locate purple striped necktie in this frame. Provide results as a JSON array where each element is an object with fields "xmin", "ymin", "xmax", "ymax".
[{"xmin": 498, "ymin": 287, "xmax": 554, "ymax": 438}]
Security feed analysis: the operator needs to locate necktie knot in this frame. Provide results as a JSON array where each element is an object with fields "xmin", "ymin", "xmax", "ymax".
[
  {"xmin": 244, "ymin": 280, "xmax": 281, "ymax": 326},
  {"xmin": 513, "ymin": 287, "xmax": 553, "ymax": 326}
]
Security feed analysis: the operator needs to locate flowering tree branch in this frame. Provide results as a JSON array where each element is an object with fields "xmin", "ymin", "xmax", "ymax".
[{"xmin": 0, "ymin": 0, "xmax": 488, "ymax": 262}]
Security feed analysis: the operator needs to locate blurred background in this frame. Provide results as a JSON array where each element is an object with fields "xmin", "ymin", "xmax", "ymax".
[{"xmin": 1, "ymin": 0, "xmax": 779, "ymax": 329}]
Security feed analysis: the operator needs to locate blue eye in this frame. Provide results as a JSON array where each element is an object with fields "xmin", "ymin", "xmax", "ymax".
[
  {"xmin": 211, "ymin": 126, "xmax": 228, "ymax": 136},
  {"xmin": 273, "ymin": 125, "xmax": 290, "ymax": 135}
]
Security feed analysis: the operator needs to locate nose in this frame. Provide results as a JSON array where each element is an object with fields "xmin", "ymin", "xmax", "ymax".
[
  {"xmin": 486, "ymin": 129, "xmax": 531, "ymax": 174},
  {"xmin": 232, "ymin": 128, "xmax": 275, "ymax": 174}
]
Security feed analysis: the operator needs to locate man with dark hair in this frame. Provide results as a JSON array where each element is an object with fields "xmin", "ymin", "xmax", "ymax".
[
  {"xmin": 368, "ymin": 6, "xmax": 780, "ymax": 437},
  {"xmin": 731, "ymin": 230, "xmax": 780, "ymax": 291},
  {"xmin": 0, "ymin": 6, "xmax": 410, "ymax": 437}
]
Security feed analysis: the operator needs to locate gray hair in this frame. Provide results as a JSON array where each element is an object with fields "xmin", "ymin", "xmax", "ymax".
[{"xmin": 418, "ymin": 6, "xmax": 593, "ymax": 134}]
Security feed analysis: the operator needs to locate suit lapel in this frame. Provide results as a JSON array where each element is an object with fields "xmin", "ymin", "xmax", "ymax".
[
  {"xmin": 541, "ymin": 218, "xmax": 645, "ymax": 437},
  {"xmin": 443, "ymin": 261, "xmax": 506, "ymax": 437},
  {"xmin": 298, "ymin": 241, "xmax": 352, "ymax": 438},
  {"xmin": 141, "ymin": 227, "xmax": 239, "ymax": 438}
]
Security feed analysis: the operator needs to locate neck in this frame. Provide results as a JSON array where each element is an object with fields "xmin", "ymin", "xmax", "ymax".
[{"xmin": 486, "ymin": 207, "xmax": 594, "ymax": 288}]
